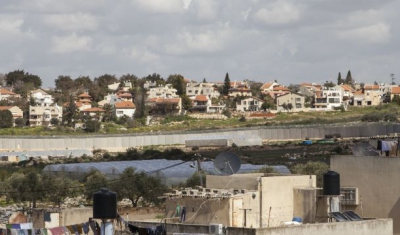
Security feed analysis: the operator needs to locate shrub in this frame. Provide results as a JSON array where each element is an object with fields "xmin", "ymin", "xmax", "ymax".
[
  {"xmin": 239, "ymin": 115, "xmax": 246, "ymax": 122},
  {"xmin": 50, "ymin": 117, "xmax": 60, "ymax": 126},
  {"xmin": 222, "ymin": 109, "xmax": 231, "ymax": 118},
  {"xmin": 361, "ymin": 112, "xmax": 382, "ymax": 122},
  {"xmin": 15, "ymin": 118, "xmax": 25, "ymax": 127}
]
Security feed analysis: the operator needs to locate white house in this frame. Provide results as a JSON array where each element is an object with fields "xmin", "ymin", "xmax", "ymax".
[
  {"xmin": 29, "ymin": 105, "xmax": 63, "ymax": 126},
  {"xmin": 314, "ymin": 87, "xmax": 344, "ymax": 109},
  {"xmin": 236, "ymin": 97, "xmax": 264, "ymax": 112},
  {"xmin": 186, "ymin": 83, "xmax": 220, "ymax": 98},
  {"xmin": 147, "ymin": 84, "xmax": 178, "ymax": 98},
  {"xmin": 276, "ymin": 92, "xmax": 305, "ymax": 111},
  {"xmin": 114, "ymin": 101, "xmax": 136, "ymax": 118},
  {"xmin": 30, "ymin": 89, "xmax": 54, "ymax": 106},
  {"xmin": 0, "ymin": 106, "xmax": 23, "ymax": 126}
]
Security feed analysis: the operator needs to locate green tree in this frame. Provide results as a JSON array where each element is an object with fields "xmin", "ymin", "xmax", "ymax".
[
  {"xmin": 291, "ymin": 161, "xmax": 329, "ymax": 187},
  {"xmin": 144, "ymin": 73, "xmax": 165, "ymax": 86},
  {"xmin": 74, "ymin": 76, "xmax": 93, "ymax": 90},
  {"xmin": 5, "ymin": 70, "xmax": 25, "ymax": 86},
  {"xmin": 184, "ymin": 172, "xmax": 206, "ymax": 188},
  {"xmin": 83, "ymin": 171, "xmax": 109, "ymax": 201},
  {"xmin": 345, "ymin": 70, "xmax": 353, "ymax": 85},
  {"xmin": 222, "ymin": 73, "xmax": 231, "ymax": 95},
  {"xmin": 181, "ymin": 94, "xmax": 192, "ymax": 111},
  {"xmin": 102, "ymin": 104, "xmax": 114, "ymax": 122},
  {"xmin": 44, "ymin": 175, "xmax": 81, "ymax": 207},
  {"xmin": 23, "ymin": 172, "xmax": 45, "ymax": 208},
  {"xmin": 167, "ymin": 74, "xmax": 185, "ymax": 95},
  {"xmin": 338, "ymin": 72, "xmax": 343, "ymax": 85},
  {"xmin": 63, "ymin": 95, "xmax": 77, "ymax": 126},
  {"xmin": 85, "ymin": 120, "xmax": 101, "ymax": 132},
  {"xmin": 23, "ymin": 73, "xmax": 42, "ymax": 88},
  {"xmin": 323, "ymin": 81, "xmax": 336, "ymax": 88},
  {"xmin": 112, "ymin": 167, "xmax": 167, "ymax": 207},
  {"xmin": 202, "ymin": 78, "xmax": 207, "ymax": 83},
  {"xmin": 55, "ymin": 75, "xmax": 74, "ymax": 92},
  {"xmin": 14, "ymin": 118, "xmax": 25, "ymax": 127},
  {"xmin": 0, "ymin": 110, "xmax": 13, "ymax": 128},
  {"xmin": 50, "ymin": 117, "xmax": 60, "ymax": 126}
]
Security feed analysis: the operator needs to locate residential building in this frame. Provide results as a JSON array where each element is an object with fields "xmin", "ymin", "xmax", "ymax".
[
  {"xmin": 107, "ymin": 82, "xmax": 120, "ymax": 90},
  {"xmin": 331, "ymin": 154, "xmax": 400, "ymax": 234},
  {"xmin": 147, "ymin": 84, "xmax": 178, "ymax": 98},
  {"xmin": 29, "ymin": 105, "xmax": 62, "ymax": 126},
  {"xmin": 186, "ymin": 83, "xmax": 220, "ymax": 98},
  {"xmin": 228, "ymin": 86, "xmax": 252, "ymax": 98},
  {"xmin": 391, "ymin": 86, "xmax": 400, "ymax": 100},
  {"xmin": 30, "ymin": 88, "xmax": 54, "ymax": 106},
  {"xmin": 260, "ymin": 81, "xmax": 279, "ymax": 93},
  {"xmin": 337, "ymin": 84, "xmax": 356, "ymax": 102},
  {"xmin": 0, "ymin": 106, "xmax": 23, "ymax": 126},
  {"xmin": 81, "ymin": 107, "xmax": 105, "ymax": 118},
  {"xmin": 0, "ymin": 88, "xmax": 19, "ymax": 101},
  {"xmin": 314, "ymin": 87, "xmax": 344, "ymax": 109},
  {"xmin": 190, "ymin": 95, "xmax": 224, "ymax": 113},
  {"xmin": 114, "ymin": 101, "xmax": 136, "ymax": 118},
  {"xmin": 236, "ymin": 97, "xmax": 264, "ymax": 111},
  {"xmin": 352, "ymin": 88, "xmax": 381, "ymax": 106},
  {"xmin": 276, "ymin": 92, "xmax": 305, "ymax": 111},
  {"xmin": 298, "ymin": 83, "xmax": 321, "ymax": 97},
  {"xmin": 146, "ymin": 97, "xmax": 182, "ymax": 115},
  {"xmin": 98, "ymin": 94, "xmax": 122, "ymax": 108}
]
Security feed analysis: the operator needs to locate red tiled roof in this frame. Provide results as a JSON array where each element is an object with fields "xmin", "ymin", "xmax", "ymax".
[
  {"xmin": 81, "ymin": 107, "xmax": 105, "ymax": 112},
  {"xmin": 194, "ymin": 95, "xmax": 208, "ymax": 102},
  {"xmin": 391, "ymin": 86, "xmax": 400, "ymax": 94},
  {"xmin": 364, "ymin": 84, "xmax": 379, "ymax": 90},
  {"xmin": 340, "ymin": 85, "xmax": 355, "ymax": 92},
  {"xmin": 78, "ymin": 93, "xmax": 92, "ymax": 98},
  {"xmin": 115, "ymin": 101, "xmax": 136, "ymax": 109},
  {"xmin": 0, "ymin": 88, "xmax": 16, "ymax": 95},
  {"xmin": 260, "ymin": 82, "xmax": 274, "ymax": 90},
  {"xmin": 0, "ymin": 106, "xmax": 13, "ymax": 110},
  {"xmin": 273, "ymin": 86, "xmax": 290, "ymax": 91}
]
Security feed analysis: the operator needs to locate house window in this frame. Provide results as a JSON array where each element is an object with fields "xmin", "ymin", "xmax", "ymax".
[
  {"xmin": 243, "ymin": 101, "xmax": 247, "ymax": 105},
  {"xmin": 296, "ymin": 98, "xmax": 301, "ymax": 102},
  {"xmin": 117, "ymin": 111, "xmax": 123, "ymax": 114},
  {"xmin": 296, "ymin": 104, "xmax": 302, "ymax": 108}
]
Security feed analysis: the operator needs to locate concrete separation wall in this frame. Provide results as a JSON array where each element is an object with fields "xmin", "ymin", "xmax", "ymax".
[{"xmin": 0, "ymin": 123, "xmax": 399, "ymax": 152}]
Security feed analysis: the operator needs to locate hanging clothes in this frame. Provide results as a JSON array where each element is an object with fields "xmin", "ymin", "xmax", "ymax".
[{"xmin": 82, "ymin": 223, "xmax": 89, "ymax": 235}]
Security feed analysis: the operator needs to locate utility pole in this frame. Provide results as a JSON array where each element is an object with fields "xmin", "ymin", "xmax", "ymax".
[
  {"xmin": 195, "ymin": 153, "xmax": 203, "ymax": 187},
  {"xmin": 240, "ymin": 209, "xmax": 252, "ymax": 227},
  {"xmin": 391, "ymin": 74, "xmax": 395, "ymax": 85}
]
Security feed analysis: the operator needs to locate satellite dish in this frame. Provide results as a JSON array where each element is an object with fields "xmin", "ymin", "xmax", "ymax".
[{"xmin": 213, "ymin": 152, "xmax": 241, "ymax": 175}]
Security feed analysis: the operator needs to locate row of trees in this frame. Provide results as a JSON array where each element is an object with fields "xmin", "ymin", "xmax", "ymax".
[{"xmin": 0, "ymin": 167, "xmax": 169, "ymax": 208}]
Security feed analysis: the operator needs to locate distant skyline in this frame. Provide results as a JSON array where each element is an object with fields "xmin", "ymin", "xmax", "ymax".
[{"xmin": 0, "ymin": 0, "xmax": 399, "ymax": 87}]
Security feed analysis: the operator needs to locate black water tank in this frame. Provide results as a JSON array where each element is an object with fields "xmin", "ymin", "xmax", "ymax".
[
  {"xmin": 323, "ymin": 171, "xmax": 340, "ymax": 195},
  {"xmin": 93, "ymin": 188, "xmax": 117, "ymax": 219}
]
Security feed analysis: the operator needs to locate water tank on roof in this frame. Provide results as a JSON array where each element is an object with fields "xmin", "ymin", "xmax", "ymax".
[
  {"xmin": 93, "ymin": 188, "xmax": 117, "ymax": 219},
  {"xmin": 323, "ymin": 171, "xmax": 340, "ymax": 196}
]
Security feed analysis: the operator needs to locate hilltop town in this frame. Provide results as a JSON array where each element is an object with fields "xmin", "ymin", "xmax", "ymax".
[{"xmin": 0, "ymin": 70, "xmax": 396, "ymax": 131}]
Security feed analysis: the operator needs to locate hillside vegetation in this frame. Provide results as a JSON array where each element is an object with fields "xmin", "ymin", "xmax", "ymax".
[{"xmin": 0, "ymin": 104, "xmax": 398, "ymax": 136}]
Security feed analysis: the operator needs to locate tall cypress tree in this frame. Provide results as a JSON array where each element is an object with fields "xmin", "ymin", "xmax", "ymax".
[
  {"xmin": 223, "ymin": 73, "xmax": 231, "ymax": 95},
  {"xmin": 337, "ymin": 72, "xmax": 343, "ymax": 85},
  {"xmin": 345, "ymin": 70, "xmax": 352, "ymax": 85}
]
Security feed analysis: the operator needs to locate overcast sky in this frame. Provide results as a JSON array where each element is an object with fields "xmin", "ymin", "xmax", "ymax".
[{"xmin": 1, "ymin": 0, "xmax": 399, "ymax": 88}]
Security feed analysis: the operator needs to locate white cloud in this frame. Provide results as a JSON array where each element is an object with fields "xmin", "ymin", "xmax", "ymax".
[
  {"xmin": 242, "ymin": 8, "xmax": 252, "ymax": 21},
  {"xmin": 123, "ymin": 46, "xmax": 159, "ymax": 63},
  {"xmin": 164, "ymin": 27, "xmax": 232, "ymax": 55},
  {"xmin": 43, "ymin": 13, "xmax": 98, "ymax": 32},
  {"xmin": 51, "ymin": 33, "xmax": 92, "ymax": 54},
  {"xmin": 337, "ymin": 23, "xmax": 391, "ymax": 44},
  {"xmin": 253, "ymin": 1, "xmax": 301, "ymax": 25},
  {"xmin": 133, "ymin": 0, "xmax": 189, "ymax": 13},
  {"xmin": 194, "ymin": 0, "xmax": 218, "ymax": 21}
]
